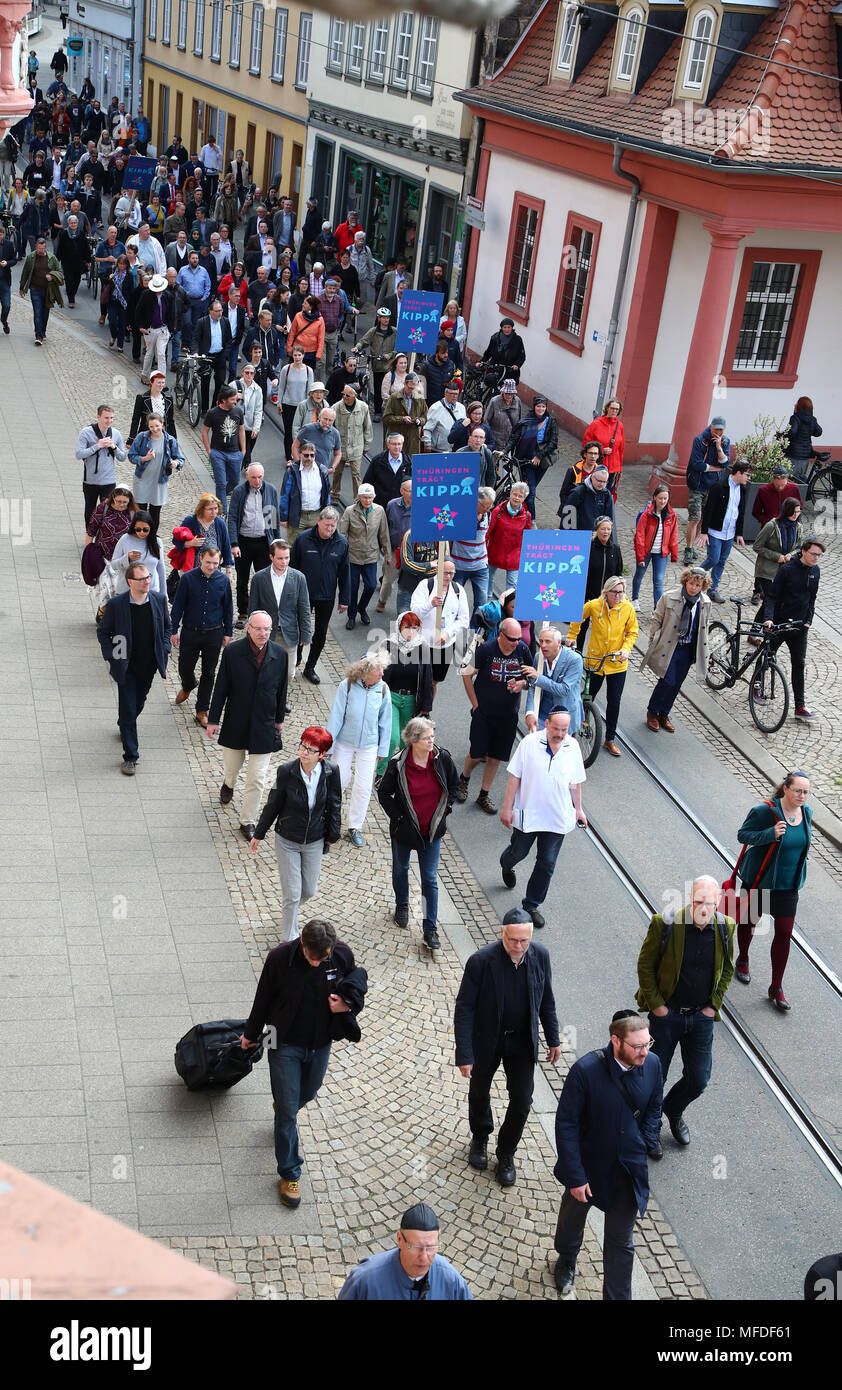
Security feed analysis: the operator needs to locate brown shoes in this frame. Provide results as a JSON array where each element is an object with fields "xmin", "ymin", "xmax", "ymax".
[
  {"xmin": 194, "ymin": 711, "xmax": 208, "ymax": 727},
  {"xmin": 220, "ymin": 783, "xmax": 234, "ymax": 805},
  {"xmin": 375, "ymin": 601, "xmax": 386, "ymax": 612},
  {"xmin": 646, "ymin": 712, "xmax": 660, "ymax": 732},
  {"xmin": 658, "ymin": 714, "xmax": 675, "ymax": 733},
  {"xmin": 603, "ymin": 740, "xmax": 621, "ymax": 757},
  {"xmin": 175, "ymin": 689, "xmax": 189, "ymax": 704},
  {"xmin": 279, "ymin": 1178, "xmax": 301, "ymax": 1208}
]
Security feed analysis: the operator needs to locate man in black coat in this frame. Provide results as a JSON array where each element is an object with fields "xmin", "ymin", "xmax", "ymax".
[
  {"xmin": 362, "ymin": 433, "xmax": 412, "ymax": 510},
  {"xmin": 290, "ymin": 509, "xmax": 350, "ymax": 683},
  {"xmin": 763, "ymin": 536, "xmax": 823, "ymax": 718},
  {"xmin": 699, "ymin": 458, "xmax": 752, "ymax": 603},
  {"xmin": 207, "ymin": 614, "xmax": 289, "ymax": 840},
  {"xmin": 552, "ymin": 1010, "xmax": 663, "ymax": 1300},
  {"xmin": 454, "ymin": 908, "xmax": 561, "ymax": 1187},
  {"xmin": 97, "ymin": 563, "xmax": 171, "ymax": 775},
  {"xmin": 0, "ymin": 220, "xmax": 18, "ymax": 333}
]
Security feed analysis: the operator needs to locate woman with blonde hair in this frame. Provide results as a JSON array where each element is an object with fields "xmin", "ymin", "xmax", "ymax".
[
  {"xmin": 640, "ymin": 565, "xmax": 712, "ymax": 733},
  {"xmin": 566, "ymin": 575, "xmax": 638, "ymax": 757},
  {"xmin": 326, "ymin": 653, "xmax": 392, "ymax": 847}
]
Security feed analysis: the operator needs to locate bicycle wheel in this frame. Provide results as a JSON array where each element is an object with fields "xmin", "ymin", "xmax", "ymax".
[
  {"xmin": 576, "ymin": 699, "xmax": 603, "ymax": 769},
  {"xmin": 748, "ymin": 656, "xmax": 789, "ymax": 734},
  {"xmin": 187, "ymin": 379, "xmax": 202, "ymax": 428},
  {"xmin": 174, "ymin": 365, "xmax": 187, "ymax": 410},
  {"xmin": 705, "ymin": 622, "xmax": 734, "ymax": 690}
]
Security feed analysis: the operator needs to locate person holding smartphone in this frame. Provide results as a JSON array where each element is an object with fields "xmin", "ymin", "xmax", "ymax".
[{"xmin": 498, "ymin": 707, "xmax": 587, "ymax": 930}]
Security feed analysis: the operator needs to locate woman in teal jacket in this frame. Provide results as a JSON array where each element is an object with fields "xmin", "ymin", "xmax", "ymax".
[{"xmin": 735, "ymin": 771, "xmax": 812, "ymax": 1012}]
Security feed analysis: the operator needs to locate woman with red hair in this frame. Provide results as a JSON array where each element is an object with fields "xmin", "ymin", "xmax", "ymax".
[
  {"xmin": 583, "ymin": 398, "xmax": 625, "ymax": 499},
  {"xmin": 782, "ymin": 396, "xmax": 822, "ymax": 483},
  {"xmin": 250, "ymin": 726, "xmax": 342, "ymax": 942}
]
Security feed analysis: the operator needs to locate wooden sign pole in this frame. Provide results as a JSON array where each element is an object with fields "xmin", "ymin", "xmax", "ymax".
[{"xmin": 434, "ymin": 541, "xmax": 446, "ymax": 642}]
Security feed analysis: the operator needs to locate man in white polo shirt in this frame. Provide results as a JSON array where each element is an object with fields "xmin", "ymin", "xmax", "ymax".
[{"xmin": 498, "ymin": 708, "xmax": 587, "ymax": 929}]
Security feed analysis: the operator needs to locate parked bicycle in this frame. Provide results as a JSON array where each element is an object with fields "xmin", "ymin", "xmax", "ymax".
[
  {"xmin": 462, "ymin": 359, "xmax": 506, "ymax": 410},
  {"xmin": 173, "ymin": 353, "xmax": 213, "ymax": 428},
  {"xmin": 705, "ymin": 596, "xmax": 803, "ymax": 733},
  {"xmin": 802, "ymin": 450, "xmax": 842, "ymax": 507}
]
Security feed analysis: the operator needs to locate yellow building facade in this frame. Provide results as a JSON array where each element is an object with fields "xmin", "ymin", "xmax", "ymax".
[{"xmin": 141, "ymin": 0, "xmax": 312, "ymax": 202}]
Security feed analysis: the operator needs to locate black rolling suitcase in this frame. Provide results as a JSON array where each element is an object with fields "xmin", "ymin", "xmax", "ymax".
[{"xmin": 174, "ymin": 1019, "xmax": 265, "ymax": 1092}]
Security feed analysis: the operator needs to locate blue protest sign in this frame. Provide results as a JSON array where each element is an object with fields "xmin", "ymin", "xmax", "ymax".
[
  {"xmin": 394, "ymin": 290, "xmax": 445, "ymax": 354},
  {"xmin": 121, "ymin": 156, "xmax": 158, "ymax": 194},
  {"xmin": 410, "ymin": 453, "xmax": 480, "ymax": 544},
  {"xmin": 514, "ymin": 531, "xmax": 592, "ymax": 623}
]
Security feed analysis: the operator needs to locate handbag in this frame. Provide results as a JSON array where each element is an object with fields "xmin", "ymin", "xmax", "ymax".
[
  {"xmin": 81, "ymin": 540, "xmax": 106, "ymax": 586},
  {"xmin": 719, "ymin": 800, "xmax": 778, "ymax": 923}
]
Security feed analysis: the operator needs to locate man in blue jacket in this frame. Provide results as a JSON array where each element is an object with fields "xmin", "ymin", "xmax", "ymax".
[
  {"xmin": 684, "ymin": 416, "xmax": 730, "ymax": 563},
  {"xmin": 553, "ymin": 1009, "xmax": 663, "ymax": 1300},
  {"xmin": 454, "ymin": 908, "xmax": 561, "ymax": 1188},
  {"xmin": 97, "ymin": 562, "xmax": 171, "ymax": 775}
]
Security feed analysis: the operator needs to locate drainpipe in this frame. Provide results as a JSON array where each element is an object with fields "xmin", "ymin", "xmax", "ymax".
[{"xmin": 593, "ymin": 141, "xmax": 640, "ymax": 418}]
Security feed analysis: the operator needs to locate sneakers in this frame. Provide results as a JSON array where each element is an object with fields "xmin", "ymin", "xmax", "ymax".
[
  {"xmin": 794, "ymin": 706, "xmax": 816, "ymax": 720},
  {"xmin": 120, "ymin": 759, "xmax": 137, "ymax": 776},
  {"xmin": 709, "ymin": 591, "xmax": 725, "ymax": 604},
  {"xmin": 423, "ymin": 929, "xmax": 441, "ymax": 951},
  {"xmin": 455, "ymin": 773, "xmax": 470, "ymax": 804},
  {"xmin": 554, "ymin": 1260, "xmax": 576, "ymax": 1295},
  {"xmin": 279, "ymin": 1178, "xmax": 301, "ymax": 1208},
  {"xmin": 631, "ymin": 598, "xmax": 641, "ymax": 611},
  {"xmin": 348, "ymin": 828, "xmax": 365, "ymax": 847},
  {"xmin": 683, "ymin": 548, "xmax": 697, "ymax": 565},
  {"xmin": 394, "ymin": 903, "xmax": 409, "ymax": 929},
  {"xmin": 476, "ymin": 790, "xmax": 498, "ymax": 815},
  {"xmin": 752, "ymin": 684, "xmax": 766, "ymax": 702}
]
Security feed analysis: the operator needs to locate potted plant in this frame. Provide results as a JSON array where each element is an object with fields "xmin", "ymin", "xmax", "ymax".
[{"xmin": 733, "ymin": 414, "xmax": 807, "ymax": 542}]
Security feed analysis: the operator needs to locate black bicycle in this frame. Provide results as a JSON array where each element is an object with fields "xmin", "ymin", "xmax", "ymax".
[
  {"xmin": 802, "ymin": 450, "xmax": 842, "ymax": 506},
  {"xmin": 492, "ymin": 448, "xmax": 523, "ymax": 508},
  {"xmin": 462, "ymin": 359, "xmax": 506, "ymax": 409},
  {"xmin": 174, "ymin": 353, "xmax": 213, "ymax": 428},
  {"xmin": 705, "ymin": 597, "xmax": 803, "ymax": 733}
]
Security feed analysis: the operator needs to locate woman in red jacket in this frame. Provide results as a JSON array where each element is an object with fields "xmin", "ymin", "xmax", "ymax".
[
  {"xmin": 286, "ymin": 294, "xmax": 325, "ymax": 368},
  {"xmin": 486, "ymin": 481, "xmax": 532, "ymax": 592},
  {"xmin": 631, "ymin": 484, "xmax": 678, "ymax": 609},
  {"xmin": 583, "ymin": 398, "xmax": 625, "ymax": 499}
]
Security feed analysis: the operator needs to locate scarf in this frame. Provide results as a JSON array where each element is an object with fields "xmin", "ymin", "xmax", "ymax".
[
  {"xmin": 112, "ymin": 268, "xmax": 127, "ymax": 308},
  {"xmin": 778, "ymin": 518, "xmax": 796, "ymax": 556},
  {"xmin": 677, "ymin": 586, "xmax": 701, "ymax": 643}
]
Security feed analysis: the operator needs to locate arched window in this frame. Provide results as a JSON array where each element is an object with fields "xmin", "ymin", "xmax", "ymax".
[
  {"xmin": 684, "ymin": 8, "xmax": 715, "ymax": 90},
  {"xmin": 617, "ymin": 7, "xmax": 643, "ymax": 83}
]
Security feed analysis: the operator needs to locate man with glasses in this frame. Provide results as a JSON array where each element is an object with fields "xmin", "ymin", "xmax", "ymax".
[
  {"xmin": 278, "ymin": 445, "xmax": 330, "ymax": 547},
  {"xmin": 762, "ymin": 536, "xmax": 824, "ymax": 720},
  {"xmin": 240, "ymin": 918, "xmax": 363, "ymax": 1210},
  {"xmin": 97, "ymin": 562, "xmax": 171, "ymax": 776},
  {"xmin": 636, "ymin": 875, "xmax": 735, "ymax": 1152},
  {"xmin": 454, "ymin": 908, "xmax": 561, "ymax": 1189},
  {"xmin": 339, "ymin": 1202, "xmax": 472, "ymax": 1300},
  {"xmin": 498, "ymin": 708, "xmax": 588, "ymax": 931},
  {"xmin": 456, "ymin": 618, "xmax": 531, "ymax": 815},
  {"xmin": 553, "ymin": 1010, "xmax": 663, "ymax": 1300}
]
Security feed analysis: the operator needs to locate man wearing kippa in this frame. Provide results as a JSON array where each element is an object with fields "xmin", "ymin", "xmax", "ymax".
[{"xmin": 338, "ymin": 1203, "xmax": 472, "ymax": 1300}]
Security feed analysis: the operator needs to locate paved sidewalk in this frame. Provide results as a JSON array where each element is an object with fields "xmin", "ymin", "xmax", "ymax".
[{"xmin": 0, "ymin": 300, "xmax": 706, "ymax": 1299}]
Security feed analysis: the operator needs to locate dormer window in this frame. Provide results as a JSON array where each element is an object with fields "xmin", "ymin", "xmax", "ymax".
[
  {"xmin": 683, "ymin": 8, "xmax": 715, "ymax": 90},
  {"xmin": 616, "ymin": 6, "xmax": 643, "ymax": 84},
  {"xmin": 556, "ymin": 3, "xmax": 579, "ymax": 73}
]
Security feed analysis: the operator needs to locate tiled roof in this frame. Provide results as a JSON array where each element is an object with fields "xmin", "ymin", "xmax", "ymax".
[{"xmin": 460, "ymin": 0, "xmax": 842, "ymax": 171}]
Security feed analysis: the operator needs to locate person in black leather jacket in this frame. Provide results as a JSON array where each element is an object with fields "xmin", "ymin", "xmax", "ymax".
[
  {"xmin": 781, "ymin": 396, "xmax": 822, "ymax": 482},
  {"xmin": 250, "ymin": 725, "xmax": 342, "ymax": 942}
]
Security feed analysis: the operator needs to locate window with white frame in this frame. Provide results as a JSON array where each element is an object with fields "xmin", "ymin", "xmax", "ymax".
[
  {"xmin": 413, "ymin": 15, "xmax": 438, "ymax": 95},
  {"xmin": 391, "ymin": 12, "xmax": 414, "ymax": 89},
  {"xmin": 210, "ymin": 0, "xmax": 222, "ymax": 61},
  {"xmin": 177, "ymin": 0, "xmax": 187, "ymax": 49},
  {"xmin": 271, "ymin": 8, "xmax": 287, "ymax": 81},
  {"xmin": 505, "ymin": 201, "xmax": 540, "ymax": 310},
  {"xmin": 556, "ymin": 2, "xmax": 578, "ymax": 72},
  {"xmin": 148, "ymin": 0, "xmax": 158, "ymax": 42},
  {"xmin": 249, "ymin": 5, "xmax": 264, "ymax": 74},
  {"xmin": 733, "ymin": 261, "xmax": 800, "ymax": 372},
  {"xmin": 327, "ymin": 18, "xmax": 345, "ymax": 71},
  {"xmin": 617, "ymin": 7, "xmax": 643, "ymax": 82},
  {"xmin": 684, "ymin": 8, "xmax": 714, "ymax": 89},
  {"xmin": 229, "ymin": 1, "xmax": 242, "ymax": 66},
  {"xmin": 367, "ymin": 20, "xmax": 389, "ymax": 82},
  {"xmin": 161, "ymin": 0, "xmax": 171, "ymax": 45},
  {"xmin": 346, "ymin": 23, "xmax": 366, "ymax": 78},
  {"xmin": 296, "ymin": 13, "xmax": 312, "ymax": 90},
  {"xmin": 193, "ymin": 0, "xmax": 205, "ymax": 56}
]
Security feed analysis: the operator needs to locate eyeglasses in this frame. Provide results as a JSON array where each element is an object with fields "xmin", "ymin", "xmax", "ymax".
[
  {"xmin": 130, "ymin": 576, "xmax": 151, "ymax": 582},
  {"xmin": 626, "ymin": 1040, "xmax": 652, "ymax": 1053},
  {"xmin": 300, "ymin": 744, "xmax": 320, "ymax": 755},
  {"xmin": 400, "ymin": 1236, "xmax": 439, "ymax": 1254}
]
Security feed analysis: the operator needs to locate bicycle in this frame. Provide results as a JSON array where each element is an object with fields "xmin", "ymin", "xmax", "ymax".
[
  {"xmin": 704, "ymin": 596, "xmax": 804, "ymax": 733},
  {"xmin": 174, "ymin": 353, "xmax": 213, "ymax": 428},
  {"xmin": 565, "ymin": 650, "xmax": 620, "ymax": 768},
  {"xmin": 492, "ymin": 448, "xmax": 523, "ymax": 509},
  {"xmin": 462, "ymin": 359, "xmax": 507, "ymax": 410},
  {"xmin": 802, "ymin": 450, "xmax": 842, "ymax": 507},
  {"xmin": 353, "ymin": 346, "xmax": 374, "ymax": 410}
]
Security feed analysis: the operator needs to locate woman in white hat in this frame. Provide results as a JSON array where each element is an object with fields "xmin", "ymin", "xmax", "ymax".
[{"xmin": 135, "ymin": 271, "xmax": 174, "ymax": 382}]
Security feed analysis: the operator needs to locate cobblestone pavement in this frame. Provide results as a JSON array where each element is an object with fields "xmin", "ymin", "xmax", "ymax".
[{"xmin": 18, "ymin": 301, "xmax": 707, "ymax": 1300}]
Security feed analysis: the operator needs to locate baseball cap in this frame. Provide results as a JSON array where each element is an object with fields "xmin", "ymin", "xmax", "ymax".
[{"xmin": 711, "ymin": 416, "xmax": 726, "ymax": 428}]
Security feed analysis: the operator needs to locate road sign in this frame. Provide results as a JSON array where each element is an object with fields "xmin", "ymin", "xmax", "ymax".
[{"xmin": 463, "ymin": 194, "xmax": 485, "ymax": 230}]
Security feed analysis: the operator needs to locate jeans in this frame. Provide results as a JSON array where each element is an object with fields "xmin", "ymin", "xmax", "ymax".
[
  {"xmin": 555, "ymin": 1172, "xmax": 638, "ymax": 1300},
  {"xmin": 521, "ymin": 462, "xmax": 539, "ymax": 519},
  {"xmin": 227, "ymin": 340, "xmax": 240, "ymax": 382},
  {"xmin": 396, "ymin": 581, "xmax": 417, "ymax": 614},
  {"xmin": 500, "ymin": 829, "xmax": 565, "ymax": 910},
  {"xmin": 267, "ymin": 1042, "xmax": 332, "ymax": 1179},
  {"xmin": 274, "ymin": 834, "xmax": 325, "ymax": 941},
  {"xmin": 169, "ymin": 328, "xmax": 182, "ymax": 368},
  {"xmin": 701, "ymin": 533, "xmax": 735, "ymax": 593},
  {"xmin": 29, "ymin": 285, "xmax": 49, "ymax": 339},
  {"xmin": 107, "ymin": 299, "xmax": 126, "ymax": 347},
  {"xmin": 487, "ymin": 565, "xmax": 519, "ymax": 595},
  {"xmin": 348, "ymin": 561, "xmax": 377, "ymax": 620},
  {"xmin": 391, "ymin": 838, "xmax": 441, "ymax": 935},
  {"xmin": 468, "ymin": 1033, "xmax": 534, "ymax": 1156},
  {"xmin": 117, "ymin": 668, "xmax": 156, "ymax": 762},
  {"xmin": 210, "ymin": 449, "xmax": 243, "ymax": 510},
  {"xmin": 177, "ymin": 626, "xmax": 224, "ymax": 712},
  {"xmin": 588, "ymin": 669, "xmax": 627, "ymax": 742},
  {"xmin": 632, "ymin": 553, "xmax": 668, "ymax": 605},
  {"xmin": 648, "ymin": 641, "xmax": 694, "ymax": 717},
  {"xmin": 181, "ymin": 296, "xmax": 207, "ymax": 349},
  {"xmin": 648, "ymin": 1008, "xmax": 714, "ymax": 1120},
  {"xmin": 454, "ymin": 567, "xmax": 489, "ymax": 615},
  {"xmin": 0, "ymin": 280, "xmax": 9, "ymax": 324},
  {"xmin": 771, "ymin": 626, "xmax": 809, "ymax": 709}
]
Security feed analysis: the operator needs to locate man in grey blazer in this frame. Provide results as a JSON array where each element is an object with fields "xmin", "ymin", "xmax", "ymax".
[{"xmin": 248, "ymin": 539, "xmax": 312, "ymax": 684}]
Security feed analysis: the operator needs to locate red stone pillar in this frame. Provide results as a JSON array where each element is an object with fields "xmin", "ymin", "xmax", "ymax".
[{"xmin": 655, "ymin": 220, "xmax": 753, "ymax": 505}]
